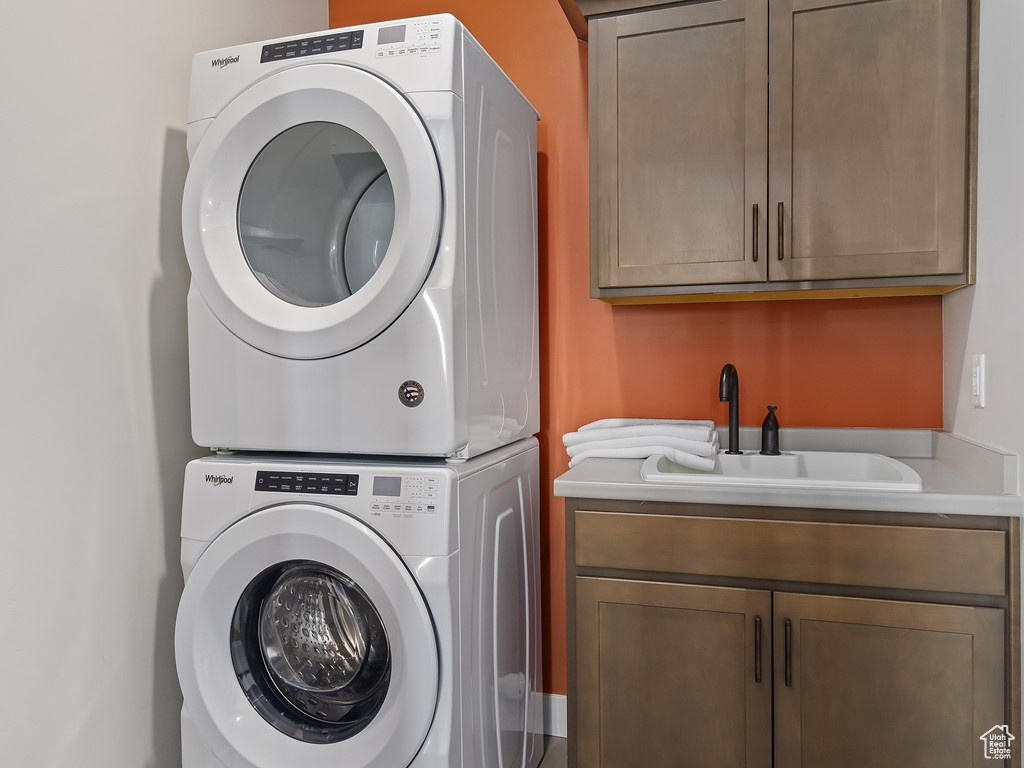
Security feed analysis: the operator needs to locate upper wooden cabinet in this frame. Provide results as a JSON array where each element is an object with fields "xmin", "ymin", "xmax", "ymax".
[{"xmin": 578, "ymin": 0, "xmax": 977, "ymax": 302}]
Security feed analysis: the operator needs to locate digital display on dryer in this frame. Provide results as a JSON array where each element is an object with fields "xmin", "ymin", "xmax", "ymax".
[{"xmin": 377, "ymin": 25, "xmax": 406, "ymax": 45}]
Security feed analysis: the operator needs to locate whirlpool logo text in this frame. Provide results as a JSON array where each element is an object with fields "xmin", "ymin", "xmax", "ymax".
[
  {"xmin": 211, "ymin": 55, "xmax": 240, "ymax": 69},
  {"xmin": 205, "ymin": 474, "xmax": 234, "ymax": 487}
]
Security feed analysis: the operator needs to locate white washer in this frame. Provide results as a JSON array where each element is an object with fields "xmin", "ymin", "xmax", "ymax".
[
  {"xmin": 175, "ymin": 439, "xmax": 543, "ymax": 768},
  {"xmin": 183, "ymin": 14, "xmax": 539, "ymax": 458}
]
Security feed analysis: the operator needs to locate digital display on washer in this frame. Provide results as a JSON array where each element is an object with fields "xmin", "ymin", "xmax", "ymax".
[
  {"xmin": 377, "ymin": 25, "xmax": 406, "ymax": 45},
  {"xmin": 255, "ymin": 471, "xmax": 358, "ymax": 495},
  {"xmin": 372, "ymin": 476, "xmax": 402, "ymax": 497},
  {"xmin": 260, "ymin": 29, "xmax": 364, "ymax": 63}
]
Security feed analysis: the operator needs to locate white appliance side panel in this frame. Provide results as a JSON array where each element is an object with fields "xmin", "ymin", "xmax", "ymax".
[
  {"xmin": 456, "ymin": 444, "xmax": 540, "ymax": 768},
  {"xmin": 462, "ymin": 35, "xmax": 540, "ymax": 458},
  {"xmin": 522, "ymin": 452, "xmax": 544, "ymax": 768},
  {"xmin": 187, "ymin": 15, "xmax": 462, "ymax": 123}
]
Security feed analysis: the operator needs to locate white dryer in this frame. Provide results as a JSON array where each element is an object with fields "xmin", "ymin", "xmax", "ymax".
[
  {"xmin": 182, "ymin": 15, "xmax": 539, "ymax": 458},
  {"xmin": 175, "ymin": 439, "xmax": 543, "ymax": 768}
]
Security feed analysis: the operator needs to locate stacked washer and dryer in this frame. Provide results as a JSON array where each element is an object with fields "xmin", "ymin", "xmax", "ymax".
[{"xmin": 174, "ymin": 15, "xmax": 543, "ymax": 768}]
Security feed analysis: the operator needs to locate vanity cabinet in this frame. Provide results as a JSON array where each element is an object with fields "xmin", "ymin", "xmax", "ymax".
[
  {"xmin": 565, "ymin": 501, "xmax": 1017, "ymax": 767},
  {"xmin": 580, "ymin": 0, "xmax": 976, "ymax": 302}
]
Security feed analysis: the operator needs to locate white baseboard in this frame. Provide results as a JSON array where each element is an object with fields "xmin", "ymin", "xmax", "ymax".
[{"xmin": 543, "ymin": 693, "xmax": 567, "ymax": 737}]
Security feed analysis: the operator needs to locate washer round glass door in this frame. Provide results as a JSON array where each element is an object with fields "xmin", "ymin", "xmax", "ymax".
[
  {"xmin": 182, "ymin": 64, "xmax": 442, "ymax": 359},
  {"xmin": 175, "ymin": 504, "xmax": 439, "ymax": 768},
  {"xmin": 231, "ymin": 560, "xmax": 391, "ymax": 743}
]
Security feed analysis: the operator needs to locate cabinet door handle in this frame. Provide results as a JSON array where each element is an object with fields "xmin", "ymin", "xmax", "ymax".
[
  {"xmin": 784, "ymin": 618, "xmax": 793, "ymax": 687},
  {"xmin": 777, "ymin": 202, "xmax": 785, "ymax": 261},
  {"xmin": 752, "ymin": 204, "xmax": 759, "ymax": 263},
  {"xmin": 754, "ymin": 615, "xmax": 763, "ymax": 683}
]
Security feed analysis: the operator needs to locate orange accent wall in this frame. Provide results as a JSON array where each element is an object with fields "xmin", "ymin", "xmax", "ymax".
[{"xmin": 330, "ymin": 0, "xmax": 944, "ymax": 696}]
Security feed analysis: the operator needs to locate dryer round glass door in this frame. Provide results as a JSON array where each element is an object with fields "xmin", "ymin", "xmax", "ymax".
[
  {"xmin": 238, "ymin": 123, "xmax": 396, "ymax": 307},
  {"xmin": 175, "ymin": 504, "xmax": 439, "ymax": 768},
  {"xmin": 182, "ymin": 64, "xmax": 443, "ymax": 359}
]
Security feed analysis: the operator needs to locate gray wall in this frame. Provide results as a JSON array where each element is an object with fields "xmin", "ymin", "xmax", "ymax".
[
  {"xmin": 943, "ymin": 0, "xmax": 1024, "ymax": 492},
  {"xmin": 0, "ymin": 1, "xmax": 326, "ymax": 765}
]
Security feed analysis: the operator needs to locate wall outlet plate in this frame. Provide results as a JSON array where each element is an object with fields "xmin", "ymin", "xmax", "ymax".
[{"xmin": 971, "ymin": 353, "xmax": 986, "ymax": 408}]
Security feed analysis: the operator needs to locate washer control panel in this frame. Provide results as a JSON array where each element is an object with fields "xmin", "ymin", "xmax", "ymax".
[
  {"xmin": 260, "ymin": 30, "xmax": 364, "ymax": 63},
  {"xmin": 369, "ymin": 474, "xmax": 440, "ymax": 515},
  {"xmin": 374, "ymin": 18, "xmax": 443, "ymax": 59},
  {"xmin": 255, "ymin": 471, "xmax": 358, "ymax": 496}
]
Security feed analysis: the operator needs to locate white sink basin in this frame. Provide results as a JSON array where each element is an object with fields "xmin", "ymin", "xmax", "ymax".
[{"xmin": 640, "ymin": 451, "xmax": 923, "ymax": 492}]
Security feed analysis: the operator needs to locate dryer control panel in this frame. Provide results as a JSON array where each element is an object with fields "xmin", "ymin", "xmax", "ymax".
[{"xmin": 373, "ymin": 18, "xmax": 444, "ymax": 59}]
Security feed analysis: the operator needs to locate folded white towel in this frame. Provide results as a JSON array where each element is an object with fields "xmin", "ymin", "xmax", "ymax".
[
  {"xmin": 580, "ymin": 418, "xmax": 716, "ymax": 431},
  {"xmin": 565, "ymin": 433, "xmax": 720, "ymax": 459},
  {"xmin": 568, "ymin": 446, "xmax": 717, "ymax": 471},
  {"xmin": 564, "ymin": 424, "xmax": 715, "ymax": 446}
]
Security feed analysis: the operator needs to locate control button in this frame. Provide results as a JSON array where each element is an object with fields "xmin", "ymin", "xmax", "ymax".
[
  {"xmin": 426, "ymin": 504, "xmax": 436, "ymax": 512},
  {"xmin": 266, "ymin": 484, "xmax": 279, "ymax": 491},
  {"xmin": 347, "ymin": 477, "xmax": 359, "ymax": 494},
  {"xmin": 377, "ymin": 51, "xmax": 385, "ymax": 57},
  {"xmin": 329, "ymin": 485, "xmax": 347, "ymax": 495},
  {"xmin": 352, "ymin": 30, "xmax": 364, "ymax": 48},
  {"xmin": 294, "ymin": 484, "xmax": 304, "ymax": 492},
  {"xmin": 319, "ymin": 485, "xmax": 329, "ymax": 493},
  {"xmin": 404, "ymin": 504, "xmax": 414, "ymax": 512},
  {"xmin": 415, "ymin": 505, "xmax": 424, "ymax": 513},
  {"xmin": 382, "ymin": 504, "xmax": 392, "ymax": 511},
  {"xmin": 280, "ymin": 484, "xmax": 291, "ymax": 491},
  {"xmin": 371, "ymin": 503, "xmax": 381, "ymax": 511}
]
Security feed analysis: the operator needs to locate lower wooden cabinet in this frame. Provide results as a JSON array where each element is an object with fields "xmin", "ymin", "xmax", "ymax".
[
  {"xmin": 566, "ymin": 502, "xmax": 1017, "ymax": 767},
  {"xmin": 575, "ymin": 579, "xmax": 771, "ymax": 768},
  {"xmin": 774, "ymin": 593, "xmax": 1004, "ymax": 768}
]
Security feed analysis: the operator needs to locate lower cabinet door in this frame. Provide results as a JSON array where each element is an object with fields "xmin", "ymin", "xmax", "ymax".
[
  {"xmin": 575, "ymin": 578, "xmax": 772, "ymax": 768},
  {"xmin": 773, "ymin": 593, "xmax": 1006, "ymax": 768}
]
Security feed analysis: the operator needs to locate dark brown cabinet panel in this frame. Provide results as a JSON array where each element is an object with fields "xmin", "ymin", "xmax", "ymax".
[
  {"xmin": 575, "ymin": 578, "xmax": 772, "ymax": 767},
  {"xmin": 773, "ymin": 593, "xmax": 1005, "ymax": 767},
  {"xmin": 581, "ymin": 0, "xmax": 976, "ymax": 302},
  {"xmin": 590, "ymin": 0, "xmax": 768, "ymax": 290},
  {"xmin": 769, "ymin": 0, "xmax": 970, "ymax": 283}
]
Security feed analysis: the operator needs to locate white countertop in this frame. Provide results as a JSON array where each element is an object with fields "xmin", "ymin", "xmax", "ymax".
[{"xmin": 554, "ymin": 429, "xmax": 1023, "ymax": 517}]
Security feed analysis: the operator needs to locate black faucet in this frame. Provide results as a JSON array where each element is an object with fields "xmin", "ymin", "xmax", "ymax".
[{"xmin": 719, "ymin": 363, "xmax": 742, "ymax": 455}]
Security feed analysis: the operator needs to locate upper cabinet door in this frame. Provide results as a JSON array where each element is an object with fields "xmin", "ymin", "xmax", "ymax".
[
  {"xmin": 768, "ymin": 0, "xmax": 970, "ymax": 282},
  {"xmin": 591, "ymin": 0, "xmax": 769, "ymax": 290}
]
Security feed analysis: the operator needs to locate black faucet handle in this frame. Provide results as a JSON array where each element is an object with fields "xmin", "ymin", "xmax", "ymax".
[{"xmin": 760, "ymin": 405, "xmax": 781, "ymax": 456}]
